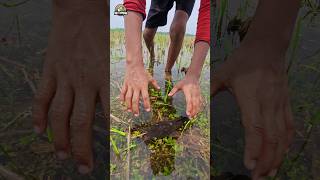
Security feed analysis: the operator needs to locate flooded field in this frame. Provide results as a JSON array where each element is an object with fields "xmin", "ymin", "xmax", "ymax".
[{"xmin": 110, "ymin": 29, "xmax": 210, "ymax": 179}]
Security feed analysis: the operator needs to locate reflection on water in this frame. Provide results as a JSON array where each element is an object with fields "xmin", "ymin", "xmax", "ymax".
[{"xmin": 110, "ymin": 30, "xmax": 210, "ymax": 179}]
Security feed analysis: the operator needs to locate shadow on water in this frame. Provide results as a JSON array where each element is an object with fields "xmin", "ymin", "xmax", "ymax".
[{"xmin": 110, "ymin": 30, "xmax": 210, "ymax": 179}]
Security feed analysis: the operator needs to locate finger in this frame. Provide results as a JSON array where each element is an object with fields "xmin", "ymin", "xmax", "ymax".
[
  {"xmin": 32, "ymin": 72, "xmax": 56, "ymax": 134},
  {"xmin": 150, "ymin": 78, "xmax": 160, "ymax": 90},
  {"xmin": 211, "ymin": 74, "xmax": 224, "ymax": 97},
  {"xmin": 191, "ymin": 92, "xmax": 200, "ymax": 118},
  {"xmin": 132, "ymin": 89, "xmax": 140, "ymax": 116},
  {"xmin": 125, "ymin": 87, "xmax": 133, "ymax": 112},
  {"xmin": 195, "ymin": 93, "xmax": 203, "ymax": 116},
  {"xmin": 243, "ymin": 125, "xmax": 263, "ymax": 171},
  {"xmin": 119, "ymin": 83, "xmax": 127, "ymax": 103},
  {"xmin": 195, "ymin": 96, "xmax": 202, "ymax": 116},
  {"xmin": 71, "ymin": 89, "xmax": 97, "ymax": 174},
  {"xmin": 120, "ymin": 85, "xmax": 127, "ymax": 102},
  {"xmin": 236, "ymin": 94, "xmax": 262, "ymax": 171},
  {"xmin": 141, "ymin": 88, "xmax": 151, "ymax": 112},
  {"xmin": 252, "ymin": 132, "xmax": 278, "ymax": 179},
  {"xmin": 252, "ymin": 99, "xmax": 279, "ymax": 178},
  {"xmin": 50, "ymin": 84, "xmax": 73, "ymax": 160},
  {"xmin": 252, "ymin": 100, "xmax": 281, "ymax": 179},
  {"xmin": 168, "ymin": 84, "xmax": 180, "ymax": 97},
  {"xmin": 191, "ymin": 98, "xmax": 198, "ymax": 118},
  {"xmin": 185, "ymin": 92, "xmax": 192, "ymax": 117},
  {"xmin": 270, "ymin": 104, "xmax": 288, "ymax": 176}
]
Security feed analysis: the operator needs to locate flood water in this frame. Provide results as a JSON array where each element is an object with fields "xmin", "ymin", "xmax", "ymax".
[{"xmin": 110, "ymin": 30, "xmax": 210, "ymax": 179}]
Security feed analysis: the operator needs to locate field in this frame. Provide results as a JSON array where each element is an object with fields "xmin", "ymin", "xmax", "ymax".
[{"xmin": 110, "ymin": 29, "xmax": 211, "ymax": 179}]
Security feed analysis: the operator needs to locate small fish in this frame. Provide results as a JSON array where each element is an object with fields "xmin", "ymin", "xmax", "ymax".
[{"xmin": 131, "ymin": 116, "xmax": 189, "ymax": 142}]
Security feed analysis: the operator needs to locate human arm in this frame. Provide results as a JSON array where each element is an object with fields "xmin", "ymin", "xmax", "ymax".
[
  {"xmin": 211, "ymin": 0, "xmax": 300, "ymax": 179},
  {"xmin": 120, "ymin": 1, "xmax": 160, "ymax": 116},
  {"xmin": 169, "ymin": 0, "xmax": 210, "ymax": 118}
]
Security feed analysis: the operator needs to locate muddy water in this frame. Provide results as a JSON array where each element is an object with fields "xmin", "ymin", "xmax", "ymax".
[{"xmin": 110, "ymin": 31, "xmax": 210, "ymax": 179}]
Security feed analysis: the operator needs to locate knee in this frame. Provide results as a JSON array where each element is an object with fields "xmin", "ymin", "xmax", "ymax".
[
  {"xmin": 170, "ymin": 22, "xmax": 186, "ymax": 41},
  {"xmin": 143, "ymin": 30, "xmax": 154, "ymax": 44}
]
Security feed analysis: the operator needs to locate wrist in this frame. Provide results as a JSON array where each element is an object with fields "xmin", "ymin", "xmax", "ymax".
[
  {"xmin": 241, "ymin": 36, "xmax": 289, "ymax": 57},
  {"xmin": 126, "ymin": 58, "xmax": 144, "ymax": 68},
  {"xmin": 185, "ymin": 71, "xmax": 201, "ymax": 81}
]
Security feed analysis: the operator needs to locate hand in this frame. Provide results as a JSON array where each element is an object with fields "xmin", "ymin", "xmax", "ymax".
[
  {"xmin": 120, "ymin": 63, "xmax": 160, "ymax": 116},
  {"xmin": 32, "ymin": 4, "xmax": 108, "ymax": 174},
  {"xmin": 211, "ymin": 43, "xmax": 295, "ymax": 179},
  {"xmin": 168, "ymin": 75, "xmax": 203, "ymax": 118}
]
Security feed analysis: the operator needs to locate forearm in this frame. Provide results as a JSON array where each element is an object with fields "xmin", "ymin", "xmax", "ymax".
[
  {"xmin": 124, "ymin": 11, "xmax": 144, "ymax": 67},
  {"xmin": 243, "ymin": 0, "xmax": 300, "ymax": 52},
  {"xmin": 187, "ymin": 41, "xmax": 209, "ymax": 79}
]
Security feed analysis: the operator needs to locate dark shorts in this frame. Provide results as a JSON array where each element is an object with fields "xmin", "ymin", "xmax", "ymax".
[{"xmin": 145, "ymin": 0, "xmax": 196, "ymax": 28}]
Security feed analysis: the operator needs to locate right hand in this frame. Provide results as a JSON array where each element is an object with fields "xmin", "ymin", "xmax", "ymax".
[
  {"xmin": 120, "ymin": 63, "xmax": 160, "ymax": 116},
  {"xmin": 211, "ymin": 42, "xmax": 295, "ymax": 179}
]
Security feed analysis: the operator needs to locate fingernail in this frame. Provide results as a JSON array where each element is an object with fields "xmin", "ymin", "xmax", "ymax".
[
  {"xmin": 78, "ymin": 165, "xmax": 90, "ymax": 174},
  {"xmin": 134, "ymin": 114, "xmax": 139, "ymax": 117},
  {"xmin": 127, "ymin": 109, "xmax": 132, "ymax": 112},
  {"xmin": 268, "ymin": 169, "xmax": 277, "ymax": 177},
  {"xmin": 34, "ymin": 126, "xmax": 41, "ymax": 134},
  {"xmin": 56, "ymin": 151, "xmax": 68, "ymax": 160},
  {"xmin": 146, "ymin": 108, "xmax": 151, "ymax": 112},
  {"xmin": 246, "ymin": 160, "xmax": 256, "ymax": 170}
]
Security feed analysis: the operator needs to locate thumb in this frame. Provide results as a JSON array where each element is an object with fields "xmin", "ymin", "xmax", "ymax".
[
  {"xmin": 168, "ymin": 84, "xmax": 181, "ymax": 96},
  {"xmin": 211, "ymin": 74, "xmax": 224, "ymax": 97},
  {"xmin": 150, "ymin": 78, "xmax": 160, "ymax": 90}
]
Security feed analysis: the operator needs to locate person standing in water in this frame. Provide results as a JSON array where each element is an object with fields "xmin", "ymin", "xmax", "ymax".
[{"xmin": 121, "ymin": 0, "xmax": 210, "ymax": 118}]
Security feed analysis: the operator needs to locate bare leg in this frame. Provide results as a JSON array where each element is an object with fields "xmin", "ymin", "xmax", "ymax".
[
  {"xmin": 165, "ymin": 10, "xmax": 189, "ymax": 72},
  {"xmin": 143, "ymin": 27, "xmax": 157, "ymax": 61}
]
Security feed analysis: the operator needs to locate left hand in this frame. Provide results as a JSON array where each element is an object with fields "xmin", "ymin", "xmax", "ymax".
[{"xmin": 168, "ymin": 75, "xmax": 203, "ymax": 118}]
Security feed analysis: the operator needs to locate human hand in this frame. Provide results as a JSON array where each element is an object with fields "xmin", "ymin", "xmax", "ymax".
[
  {"xmin": 120, "ymin": 63, "xmax": 160, "ymax": 116},
  {"xmin": 211, "ymin": 42, "xmax": 295, "ymax": 179},
  {"xmin": 32, "ymin": 2, "xmax": 108, "ymax": 174},
  {"xmin": 168, "ymin": 74, "xmax": 203, "ymax": 118}
]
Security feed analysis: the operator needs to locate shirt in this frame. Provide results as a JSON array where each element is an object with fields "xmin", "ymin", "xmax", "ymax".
[{"xmin": 123, "ymin": 0, "xmax": 210, "ymax": 44}]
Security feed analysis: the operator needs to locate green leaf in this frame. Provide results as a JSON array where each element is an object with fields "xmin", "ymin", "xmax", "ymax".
[
  {"xmin": 110, "ymin": 128, "xmax": 126, "ymax": 136},
  {"xmin": 110, "ymin": 136, "xmax": 120, "ymax": 156}
]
